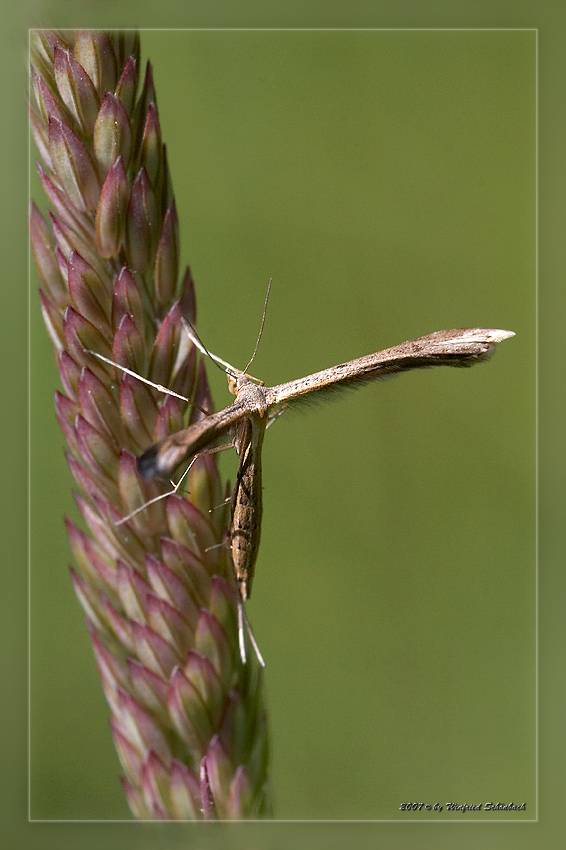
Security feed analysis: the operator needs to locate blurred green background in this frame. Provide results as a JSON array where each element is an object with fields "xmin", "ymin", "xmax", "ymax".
[{"xmin": 28, "ymin": 28, "xmax": 534, "ymax": 827}]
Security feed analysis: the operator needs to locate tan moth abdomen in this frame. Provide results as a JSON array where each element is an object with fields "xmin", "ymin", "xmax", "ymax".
[{"xmin": 230, "ymin": 416, "xmax": 265, "ymax": 600}]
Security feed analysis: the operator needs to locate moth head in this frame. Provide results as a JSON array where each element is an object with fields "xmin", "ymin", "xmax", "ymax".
[
  {"xmin": 227, "ymin": 369, "xmax": 263, "ymax": 396},
  {"xmin": 227, "ymin": 369, "xmax": 247, "ymax": 396}
]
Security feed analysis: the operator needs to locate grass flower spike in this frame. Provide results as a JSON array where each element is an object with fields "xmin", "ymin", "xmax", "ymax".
[{"xmin": 29, "ymin": 29, "xmax": 271, "ymax": 820}]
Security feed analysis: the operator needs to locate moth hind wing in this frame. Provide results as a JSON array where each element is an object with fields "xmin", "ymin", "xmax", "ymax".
[
  {"xmin": 137, "ymin": 432, "xmax": 192, "ymax": 480},
  {"xmin": 137, "ymin": 403, "xmax": 245, "ymax": 481},
  {"xmin": 137, "ymin": 443, "xmax": 161, "ymax": 480}
]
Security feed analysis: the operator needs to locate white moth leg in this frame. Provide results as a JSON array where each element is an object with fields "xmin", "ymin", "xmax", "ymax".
[{"xmin": 238, "ymin": 600, "xmax": 265, "ymax": 668}]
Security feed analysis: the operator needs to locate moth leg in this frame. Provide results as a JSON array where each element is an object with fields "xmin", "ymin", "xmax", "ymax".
[
  {"xmin": 266, "ymin": 404, "xmax": 287, "ymax": 430},
  {"xmin": 238, "ymin": 600, "xmax": 265, "ymax": 668},
  {"xmin": 116, "ymin": 442, "xmax": 233, "ymax": 526}
]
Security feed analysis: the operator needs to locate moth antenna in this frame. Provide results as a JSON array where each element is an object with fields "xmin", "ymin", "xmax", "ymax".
[{"xmin": 243, "ymin": 278, "xmax": 272, "ymax": 375}]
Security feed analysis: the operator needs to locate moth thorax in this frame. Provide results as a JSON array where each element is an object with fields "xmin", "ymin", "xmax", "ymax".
[{"xmin": 235, "ymin": 381, "xmax": 268, "ymax": 417}]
